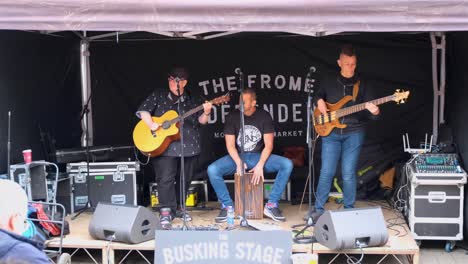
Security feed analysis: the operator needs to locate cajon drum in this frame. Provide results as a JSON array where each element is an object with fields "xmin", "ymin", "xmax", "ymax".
[{"xmin": 234, "ymin": 172, "xmax": 263, "ymax": 219}]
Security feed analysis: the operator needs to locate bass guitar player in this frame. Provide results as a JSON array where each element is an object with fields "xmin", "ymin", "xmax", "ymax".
[{"xmin": 307, "ymin": 44, "xmax": 389, "ymax": 222}]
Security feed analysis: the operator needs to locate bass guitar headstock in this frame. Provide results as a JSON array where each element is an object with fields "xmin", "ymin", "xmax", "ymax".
[{"xmin": 392, "ymin": 89, "xmax": 410, "ymax": 104}]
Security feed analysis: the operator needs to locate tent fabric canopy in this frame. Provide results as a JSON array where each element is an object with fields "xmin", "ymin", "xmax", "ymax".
[{"xmin": 2, "ymin": 1, "xmax": 468, "ymax": 32}]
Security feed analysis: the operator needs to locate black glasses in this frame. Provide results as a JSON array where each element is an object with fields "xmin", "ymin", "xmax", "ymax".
[{"xmin": 168, "ymin": 77, "xmax": 185, "ymax": 82}]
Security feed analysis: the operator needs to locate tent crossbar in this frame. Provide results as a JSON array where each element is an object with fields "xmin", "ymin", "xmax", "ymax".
[
  {"xmin": 201, "ymin": 31, "xmax": 241, "ymax": 40},
  {"xmin": 182, "ymin": 31, "xmax": 212, "ymax": 37},
  {"xmin": 145, "ymin": 31, "xmax": 198, "ymax": 39},
  {"xmin": 88, "ymin": 31, "xmax": 133, "ymax": 40},
  {"xmin": 287, "ymin": 31, "xmax": 341, "ymax": 37}
]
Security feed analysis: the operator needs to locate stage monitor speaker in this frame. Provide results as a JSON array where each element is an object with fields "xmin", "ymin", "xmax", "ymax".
[
  {"xmin": 89, "ymin": 202, "xmax": 159, "ymax": 244},
  {"xmin": 314, "ymin": 207, "xmax": 388, "ymax": 250}
]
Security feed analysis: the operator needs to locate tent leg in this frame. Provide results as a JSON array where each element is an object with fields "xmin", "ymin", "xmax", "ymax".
[
  {"xmin": 80, "ymin": 37, "xmax": 94, "ymax": 147},
  {"xmin": 430, "ymin": 32, "xmax": 446, "ymax": 144}
]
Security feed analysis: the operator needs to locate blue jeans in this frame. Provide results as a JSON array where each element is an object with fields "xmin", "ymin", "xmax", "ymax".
[
  {"xmin": 315, "ymin": 130, "xmax": 365, "ymax": 212},
  {"xmin": 207, "ymin": 153, "xmax": 293, "ymax": 206}
]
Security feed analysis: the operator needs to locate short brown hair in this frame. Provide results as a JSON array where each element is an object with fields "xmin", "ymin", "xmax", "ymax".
[
  {"xmin": 241, "ymin": 87, "xmax": 257, "ymax": 100},
  {"xmin": 340, "ymin": 44, "xmax": 356, "ymax": 57}
]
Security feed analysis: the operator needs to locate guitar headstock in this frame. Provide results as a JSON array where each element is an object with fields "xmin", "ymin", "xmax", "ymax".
[
  {"xmin": 210, "ymin": 93, "xmax": 231, "ymax": 105},
  {"xmin": 393, "ymin": 89, "xmax": 410, "ymax": 104}
]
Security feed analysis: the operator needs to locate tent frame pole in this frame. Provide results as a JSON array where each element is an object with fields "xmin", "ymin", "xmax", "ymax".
[
  {"xmin": 430, "ymin": 32, "xmax": 446, "ymax": 144},
  {"xmin": 80, "ymin": 34, "xmax": 94, "ymax": 147}
]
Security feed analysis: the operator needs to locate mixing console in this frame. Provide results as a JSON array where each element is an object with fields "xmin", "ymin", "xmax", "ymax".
[{"xmin": 412, "ymin": 154, "xmax": 463, "ymax": 174}]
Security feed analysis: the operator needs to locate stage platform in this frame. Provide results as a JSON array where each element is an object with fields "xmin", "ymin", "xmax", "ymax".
[{"xmin": 46, "ymin": 201, "xmax": 419, "ymax": 264}]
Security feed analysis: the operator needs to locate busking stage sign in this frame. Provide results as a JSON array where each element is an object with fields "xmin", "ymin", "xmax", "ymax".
[{"xmin": 155, "ymin": 230, "xmax": 292, "ymax": 264}]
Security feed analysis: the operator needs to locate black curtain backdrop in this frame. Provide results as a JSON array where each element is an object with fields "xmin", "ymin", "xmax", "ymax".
[
  {"xmin": 90, "ymin": 33, "xmax": 432, "ymax": 173},
  {"xmin": 447, "ymin": 32, "xmax": 468, "ymax": 170},
  {"xmin": 0, "ymin": 31, "xmax": 435, "ymax": 180},
  {"xmin": 0, "ymin": 31, "xmax": 81, "ymax": 174},
  {"xmin": 446, "ymin": 32, "xmax": 468, "ymax": 237}
]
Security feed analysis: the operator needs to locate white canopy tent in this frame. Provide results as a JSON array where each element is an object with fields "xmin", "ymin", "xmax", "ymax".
[
  {"xmin": 2, "ymin": 1, "xmax": 468, "ymax": 32},
  {"xmin": 1, "ymin": 1, "xmax": 465, "ymax": 145}
]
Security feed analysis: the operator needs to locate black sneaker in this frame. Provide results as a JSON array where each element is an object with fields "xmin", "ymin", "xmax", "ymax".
[
  {"xmin": 310, "ymin": 210, "xmax": 324, "ymax": 224},
  {"xmin": 159, "ymin": 208, "xmax": 173, "ymax": 229},
  {"xmin": 175, "ymin": 210, "xmax": 192, "ymax": 221},
  {"xmin": 215, "ymin": 208, "xmax": 228, "ymax": 223},
  {"xmin": 264, "ymin": 205, "xmax": 286, "ymax": 222},
  {"xmin": 303, "ymin": 208, "xmax": 315, "ymax": 221},
  {"xmin": 303, "ymin": 208, "xmax": 324, "ymax": 223}
]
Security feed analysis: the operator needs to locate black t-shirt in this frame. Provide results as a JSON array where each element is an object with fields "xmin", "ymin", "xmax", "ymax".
[
  {"xmin": 224, "ymin": 109, "xmax": 275, "ymax": 153},
  {"xmin": 315, "ymin": 72, "xmax": 377, "ymax": 133}
]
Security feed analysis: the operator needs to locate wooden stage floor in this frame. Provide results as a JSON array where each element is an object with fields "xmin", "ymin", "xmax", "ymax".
[{"xmin": 47, "ymin": 200, "xmax": 419, "ymax": 264}]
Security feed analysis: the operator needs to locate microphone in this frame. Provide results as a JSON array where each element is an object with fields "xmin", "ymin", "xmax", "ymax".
[
  {"xmin": 306, "ymin": 66, "xmax": 316, "ymax": 91},
  {"xmin": 175, "ymin": 77, "xmax": 181, "ymax": 82},
  {"xmin": 307, "ymin": 66, "xmax": 316, "ymax": 78},
  {"xmin": 234, "ymin": 68, "xmax": 243, "ymax": 75}
]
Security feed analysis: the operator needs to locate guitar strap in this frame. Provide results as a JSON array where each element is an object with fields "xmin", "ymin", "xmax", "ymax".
[{"xmin": 352, "ymin": 80, "xmax": 360, "ymax": 101}]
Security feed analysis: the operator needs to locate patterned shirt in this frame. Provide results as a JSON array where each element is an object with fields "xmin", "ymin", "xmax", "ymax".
[{"xmin": 136, "ymin": 89, "xmax": 203, "ymax": 157}]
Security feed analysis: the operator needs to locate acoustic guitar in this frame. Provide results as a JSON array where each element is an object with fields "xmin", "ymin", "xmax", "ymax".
[
  {"xmin": 313, "ymin": 90, "xmax": 410, "ymax": 137},
  {"xmin": 133, "ymin": 93, "xmax": 230, "ymax": 157}
]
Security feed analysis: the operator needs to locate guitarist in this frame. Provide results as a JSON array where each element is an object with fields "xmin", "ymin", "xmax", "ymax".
[
  {"xmin": 136, "ymin": 67, "xmax": 212, "ymax": 229},
  {"xmin": 308, "ymin": 44, "xmax": 380, "ymax": 222}
]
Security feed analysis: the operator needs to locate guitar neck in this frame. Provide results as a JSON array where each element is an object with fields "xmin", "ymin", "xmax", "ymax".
[
  {"xmin": 336, "ymin": 95, "xmax": 394, "ymax": 118},
  {"xmin": 168, "ymin": 105, "xmax": 204, "ymax": 125}
]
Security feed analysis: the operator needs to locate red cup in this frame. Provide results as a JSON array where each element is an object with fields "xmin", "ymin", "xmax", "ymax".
[{"xmin": 22, "ymin": 149, "xmax": 32, "ymax": 164}]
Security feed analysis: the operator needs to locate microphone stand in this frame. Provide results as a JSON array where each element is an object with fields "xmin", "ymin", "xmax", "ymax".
[
  {"xmin": 72, "ymin": 93, "xmax": 94, "ymax": 220},
  {"xmin": 175, "ymin": 78, "xmax": 189, "ymax": 231},
  {"xmin": 293, "ymin": 67, "xmax": 318, "ymax": 244},
  {"xmin": 235, "ymin": 68, "xmax": 249, "ymax": 227},
  {"xmin": 7, "ymin": 111, "xmax": 11, "ymax": 179}
]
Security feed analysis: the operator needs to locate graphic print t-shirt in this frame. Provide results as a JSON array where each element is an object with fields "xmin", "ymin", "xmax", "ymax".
[{"xmin": 224, "ymin": 109, "xmax": 275, "ymax": 153}]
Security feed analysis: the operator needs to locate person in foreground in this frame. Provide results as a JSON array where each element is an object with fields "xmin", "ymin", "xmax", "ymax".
[
  {"xmin": 0, "ymin": 180, "xmax": 50, "ymax": 264},
  {"xmin": 307, "ymin": 44, "xmax": 380, "ymax": 222},
  {"xmin": 208, "ymin": 88, "xmax": 293, "ymax": 222}
]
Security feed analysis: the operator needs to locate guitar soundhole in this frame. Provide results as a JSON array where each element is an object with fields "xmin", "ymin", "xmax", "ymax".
[{"xmin": 162, "ymin": 121, "xmax": 171, "ymax": 129}]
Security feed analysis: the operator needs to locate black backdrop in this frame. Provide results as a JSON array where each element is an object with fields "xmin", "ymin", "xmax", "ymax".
[
  {"xmin": 0, "ymin": 31, "xmax": 81, "ymax": 173},
  {"xmin": 90, "ymin": 33, "xmax": 432, "ymax": 172},
  {"xmin": 0, "ymin": 31, "xmax": 435, "ymax": 179},
  {"xmin": 447, "ymin": 32, "xmax": 468, "ymax": 170}
]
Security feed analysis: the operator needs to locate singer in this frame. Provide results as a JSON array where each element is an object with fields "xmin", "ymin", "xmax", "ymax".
[
  {"xmin": 135, "ymin": 67, "xmax": 212, "ymax": 229},
  {"xmin": 307, "ymin": 44, "xmax": 380, "ymax": 222}
]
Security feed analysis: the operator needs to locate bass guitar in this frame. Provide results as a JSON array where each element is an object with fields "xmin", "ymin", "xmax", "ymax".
[
  {"xmin": 313, "ymin": 90, "xmax": 409, "ymax": 137},
  {"xmin": 133, "ymin": 93, "xmax": 230, "ymax": 157}
]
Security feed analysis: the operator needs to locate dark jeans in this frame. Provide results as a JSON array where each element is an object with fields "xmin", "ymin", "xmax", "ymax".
[
  {"xmin": 151, "ymin": 155, "xmax": 196, "ymax": 211},
  {"xmin": 315, "ymin": 130, "xmax": 365, "ymax": 212}
]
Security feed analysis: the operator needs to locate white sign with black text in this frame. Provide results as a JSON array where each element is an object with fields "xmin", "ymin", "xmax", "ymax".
[{"xmin": 155, "ymin": 230, "xmax": 292, "ymax": 264}]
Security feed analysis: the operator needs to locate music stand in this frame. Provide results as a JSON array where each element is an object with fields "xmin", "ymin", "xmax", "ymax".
[
  {"xmin": 292, "ymin": 67, "xmax": 319, "ymax": 243},
  {"xmin": 175, "ymin": 77, "xmax": 190, "ymax": 231},
  {"xmin": 233, "ymin": 68, "xmax": 252, "ymax": 227},
  {"xmin": 72, "ymin": 93, "xmax": 94, "ymax": 220}
]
